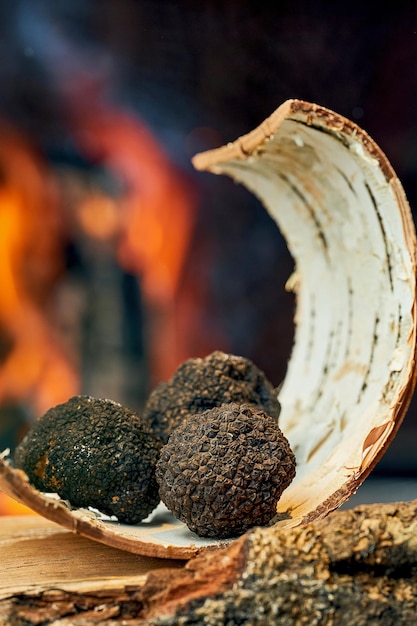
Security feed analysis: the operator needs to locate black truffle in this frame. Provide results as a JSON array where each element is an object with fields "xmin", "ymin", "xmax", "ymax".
[
  {"xmin": 14, "ymin": 395, "xmax": 162, "ymax": 524},
  {"xmin": 143, "ymin": 350, "xmax": 281, "ymax": 444},
  {"xmin": 156, "ymin": 402, "xmax": 296, "ymax": 539}
]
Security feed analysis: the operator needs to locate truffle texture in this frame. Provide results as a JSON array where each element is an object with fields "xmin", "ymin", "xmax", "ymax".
[
  {"xmin": 143, "ymin": 351, "xmax": 281, "ymax": 444},
  {"xmin": 156, "ymin": 402, "xmax": 296, "ymax": 539},
  {"xmin": 14, "ymin": 395, "xmax": 162, "ymax": 524}
]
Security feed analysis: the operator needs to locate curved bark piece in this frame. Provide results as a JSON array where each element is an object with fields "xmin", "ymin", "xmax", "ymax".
[
  {"xmin": 193, "ymin": 99, "xmax": 417, "ymax": 526},
  {"xmin": 0, "ymin": 100, "xmax": 416, "ymax": 559},
  {"xmin": 0, "ymin": 455, "xmax": 223, "ymax": 559}
]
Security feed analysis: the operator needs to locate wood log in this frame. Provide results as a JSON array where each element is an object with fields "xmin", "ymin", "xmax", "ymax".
[
  {"xmin": 141, "ymin": 499, "xmax": 417, "ymax": 625},
  {"xmin": 2, "ymin": 498, "xmax": 417, "ymax": 624}
]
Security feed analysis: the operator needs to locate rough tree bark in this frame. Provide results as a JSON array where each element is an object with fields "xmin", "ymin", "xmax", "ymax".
[{"xmin": 4, "ymin": 499, "xmax": 417, "ymax": 625}]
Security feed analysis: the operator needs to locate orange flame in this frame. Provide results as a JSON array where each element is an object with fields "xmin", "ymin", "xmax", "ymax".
[
  {"xmin": 0, "ymin": 126, "xmax": 79, "ymax": 418},
  {"xmin": 71, "ymin": 108, "xmax": 197, "ymax": 383},
  {"xmin": 0, "ymin": 493, "xmax": 37, "ymax": 516}
]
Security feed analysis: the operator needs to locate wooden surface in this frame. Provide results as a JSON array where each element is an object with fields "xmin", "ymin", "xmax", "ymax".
[
  {"xmin": 0, "ymin": 515, "xmax": 184, "ymax": 599},
  {"xmin": 2, "ymin": 500, "xmax": 417, "ymax": 624},
  {"xmin": 0, "ymin": 514, "xmax": 236, "ymax": 624}
]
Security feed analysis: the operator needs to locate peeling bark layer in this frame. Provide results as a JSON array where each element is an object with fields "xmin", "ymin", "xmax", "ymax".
[
  {"xmin": 143, "ymin": 500, "xmax": 417, "ymax": 625},
  {"xmin": 3, "ymin": 499, "xmax": 417, "ymax": 625}
]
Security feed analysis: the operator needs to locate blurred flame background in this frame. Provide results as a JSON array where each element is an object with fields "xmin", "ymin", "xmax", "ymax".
[{"xmin": 0, "ymin": 0, "xmax": 416, "ymax": 514}]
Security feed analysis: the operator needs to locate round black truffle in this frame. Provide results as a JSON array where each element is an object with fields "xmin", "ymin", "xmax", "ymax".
[
  {"xmin": 143, "ymin": 350, "xmax": 281, "ymax": 444},
  {"xmin": 156, "ymin": 402, "xmax": 296, "ymax": 539},
  {"xmin": 14, "ymin": 395, "xmax": 162, "ymax": 524}
]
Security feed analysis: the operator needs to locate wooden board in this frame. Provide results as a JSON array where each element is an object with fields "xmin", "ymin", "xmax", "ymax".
[{"xmin": 0, "ymin": 515, "xmax": 184, "ymax": 600}]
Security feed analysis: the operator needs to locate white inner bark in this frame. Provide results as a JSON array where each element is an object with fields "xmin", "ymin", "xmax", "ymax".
[{"xmin": 209, "ymin": 115, "xmax": 416, "ymax": 524}]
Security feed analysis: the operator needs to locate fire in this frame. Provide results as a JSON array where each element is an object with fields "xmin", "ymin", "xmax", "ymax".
[
  {"xmin": 73, "ymin": 108, "xmax": 195, "ymax": 303},
  {"xmin": 0, "ymin": 493, "xmax": 36, "ymax": 516},
  {"xmin": 70, "ymin": 106, "xmax": 197, "ymax": 384},
  {"xmin": 0, "ymin": 126, "xmax": 79, "ymax": 418}
]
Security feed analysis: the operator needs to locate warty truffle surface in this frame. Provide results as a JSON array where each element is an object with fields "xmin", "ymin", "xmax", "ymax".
[
  {"xmin": 156, "ymin": 402, "xmax": 296, "ymax": 538},
  {"xmin": 14, "ymin": 395, "xmax": 162, "ymax": 524},
  {"xmin": 143, "ymin": 350, "xmax": 281, "ymax": 444}
]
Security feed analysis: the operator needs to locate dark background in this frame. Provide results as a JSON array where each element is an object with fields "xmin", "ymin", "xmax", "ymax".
[{"xmin": 0, "ymin": 0, "xmax": 416, "ymax": 476}]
